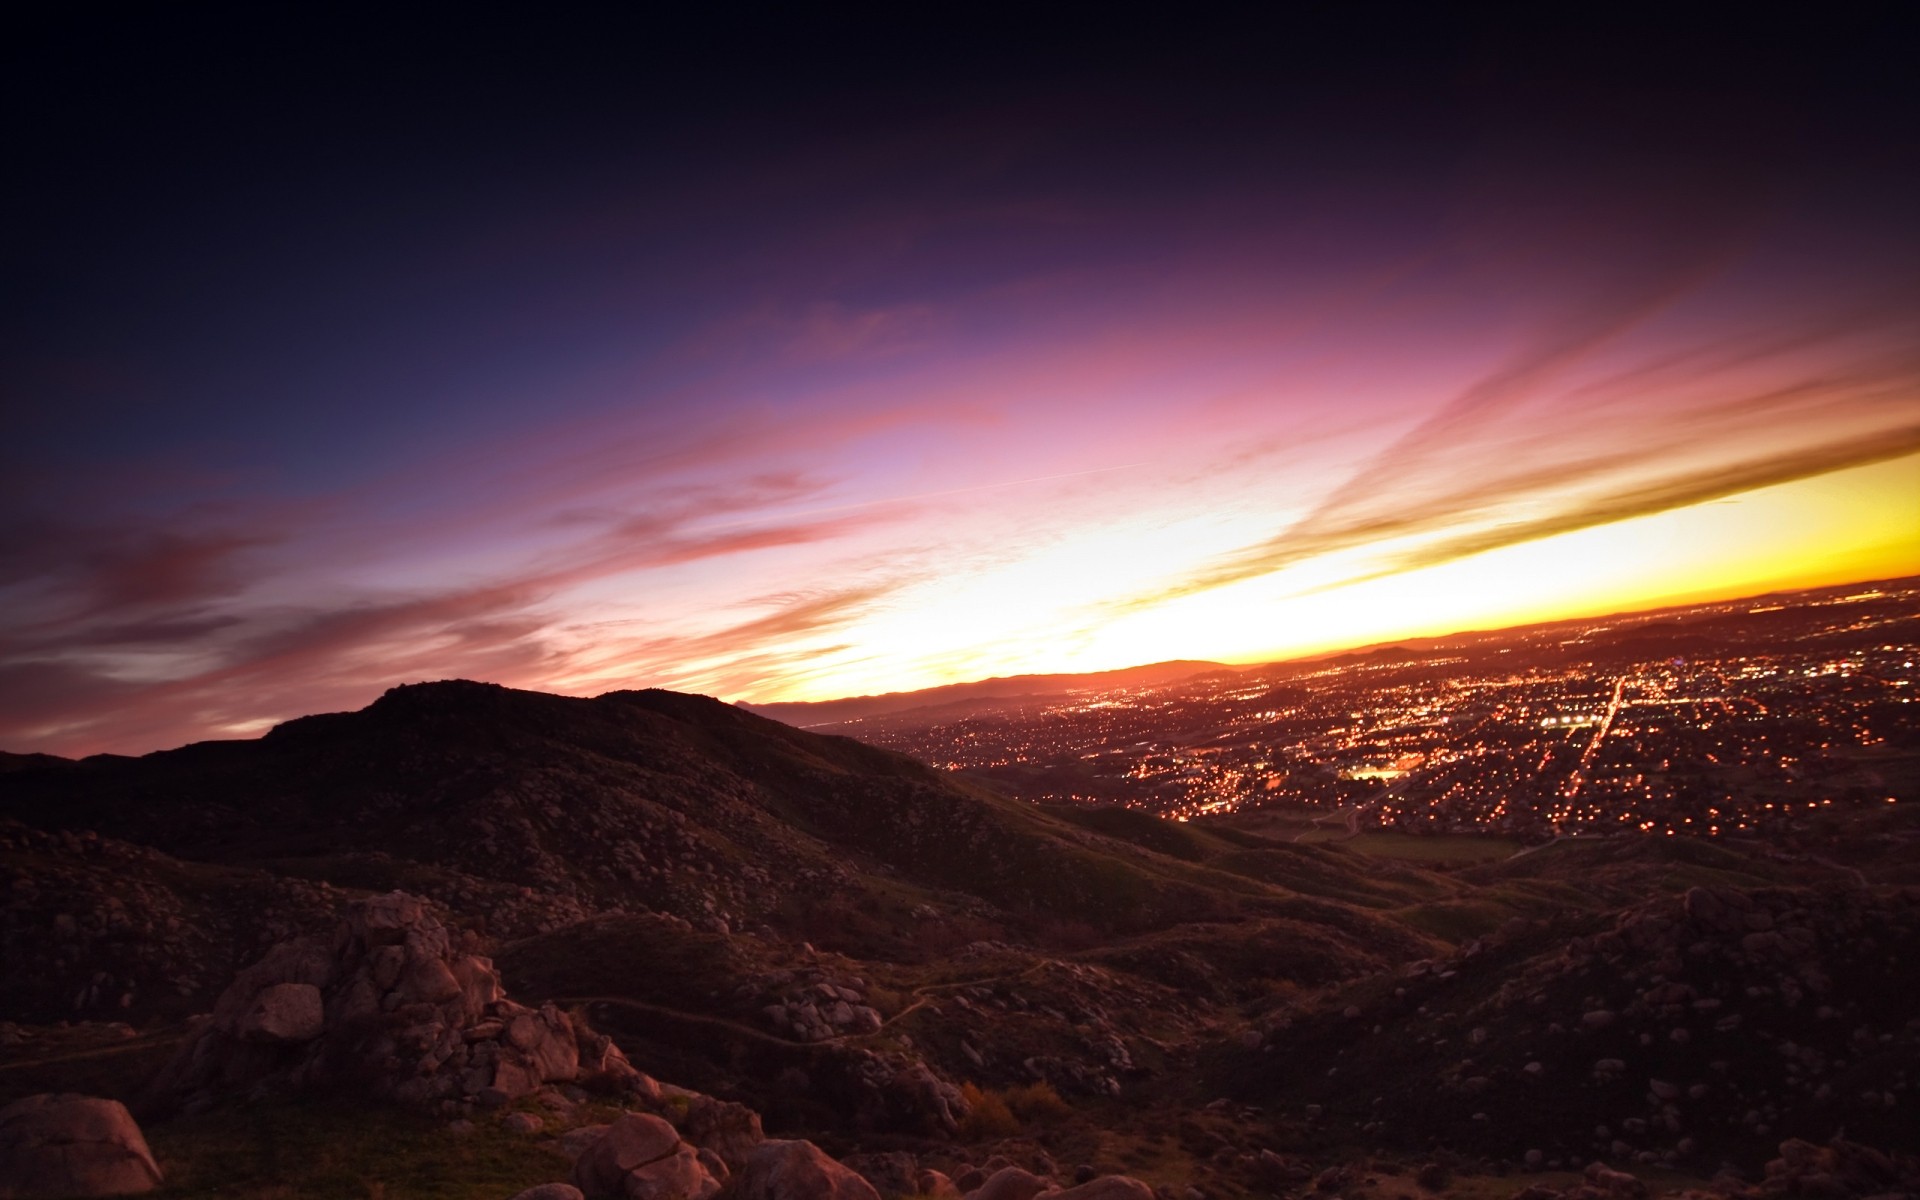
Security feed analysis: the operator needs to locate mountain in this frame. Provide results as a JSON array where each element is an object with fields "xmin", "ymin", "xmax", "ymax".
[
  {"xmin": 0, "ymin": 680, "xmax": 1418, "ymax": 1029},
  {"xmin": 1, "ymin": 679, "xmax": 1915, "ymax": 1199},
  {"xmin": 739, "ymin": 661, "xmax": 1230, "ymax": 727}
]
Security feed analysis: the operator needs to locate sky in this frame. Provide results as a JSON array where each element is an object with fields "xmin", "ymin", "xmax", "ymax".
[{"xmin": 3, "ymin": 9, "xmax": 1917, "ymax": 756}]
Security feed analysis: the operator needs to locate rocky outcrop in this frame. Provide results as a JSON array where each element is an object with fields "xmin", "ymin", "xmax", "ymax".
[
  {"xmin": 844, "ymin": 1151, "xmax": 920, "ymax": 1198},
  {"xmin": 1755, "ymin": 1135, "xmax": 1920, "ymax": 1199},
  {"xmin": 0, "ymin": 1093, "xmax": 163, "ymax": 1197},
  {"xmin": 1037, "ymin": 1179, "xmax": 1155, "ymax": 1200},
  {"xmin": 148, "ymin": 891, "xmax": 641, "ymax": 1112},
  {"xmin": 841, "ymin": 1046, "xmax": 969, "ymax": 1134},
  {"xmin": 724, "ymin": 1140, "xmax": 883, "ymax": 1200},
  {"xmin": 572, "ymin": 1112, "xmax": 724, "ymax": 1200},
  {"xmin": 675, "ymin": 1095, "xmax": 765, "ymax": 1170},
  {"xmin": 749, "ymin": 968, "xmax": 885, "ymax": 1041},
  {"xmin": 967, "ymin": 1167, "xmax": 1051, "ymax": 1200},
  {"xmin": 0, "ymin": 819, "xmax": 345, "ymax": 1026}
]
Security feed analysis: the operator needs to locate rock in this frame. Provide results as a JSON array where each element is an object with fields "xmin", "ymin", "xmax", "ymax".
[
  {"xmin": 1417, "ymin": 1162, "xmax": 1451, "ymax": 1191},
  {"xmin": 560, "ymin": 1124, "xmax": 613, "ymax": 1162},
  {"xmin": 1793, "ymin": 1174, "xmax": 1850, "ymax": 1200},
  {"xmin": 621, "ymin": 1143, "xmax": 722, "ymax": 1200},
  {"xmin": 844, "ymin": 1152, "xmax": 919, "ymax": 1198},
  {"xmin": 1582, "ymin": 1163, "xmax": 1645, "ymax": 1198},
  {"xmin": 235, "ymin": 982, "xmax": 326, "ymax": 1043},
  {"xmin": 505, "ymin": 1112, "xmax": 546, "ymax": 1135},
  {"xmin": 1041, "ymin": 1178, "xmax": 1156, "ymax": 1200},
  {"xmin": 969, "ymin": 1167, "xmax": 1051, "ymax": 1200},
  {"xmin": 0, "ymin": 1093, "xmax": 164, "ymax": 1197},
  {"xmin": 678, "ymin": 1097, "xmax": 764, "ymax": 1170},
  {"xmin": 149, "ymin": 891, "xmax": 630, "ymax": 1113},
  {"xmin": 920, "ymin": 1170, "xmax": 965, "ymax": 1199},
  {"xmin": 511, "ymin": 1187, "xmax": 587, "ymax": 1200},
  {"xmin": 1254, "ymin": 1151, "xmax": 1311, "ymax": 1188},
  {"xmin": 727, "ymin": 1140, "xmax": 882, "ymax": 1200},
  {"xmin": 1582, "ymin": 1011, "xmax": 1616, "ymax": 1030},
  {"xmin": 572, "ymin": 1113, "xmax": 683, "ymax": 1199}
]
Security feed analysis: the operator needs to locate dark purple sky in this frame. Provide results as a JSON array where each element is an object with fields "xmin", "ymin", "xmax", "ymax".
[{"xmin": 4, "ymin": 9, "xmax": 1917, "ymax": 755}]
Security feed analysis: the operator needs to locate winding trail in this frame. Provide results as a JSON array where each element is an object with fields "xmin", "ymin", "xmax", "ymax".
[{"xmin": 0, "ymin": 1033, "xmax": 186, "ymax": 1074}]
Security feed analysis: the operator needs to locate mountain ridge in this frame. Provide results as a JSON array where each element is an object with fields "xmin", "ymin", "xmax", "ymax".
[{"xmin": 2, "ymin": 676, "xmax": 1915, "ymax": 1198}]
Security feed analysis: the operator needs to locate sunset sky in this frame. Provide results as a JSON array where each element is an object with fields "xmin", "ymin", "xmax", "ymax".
[{"xmin": 4, "ymin": 10, "xmax": 1917, "ymax": 756}]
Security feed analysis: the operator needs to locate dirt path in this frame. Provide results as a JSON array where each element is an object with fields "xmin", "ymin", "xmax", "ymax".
[{"xmin": 0, "ymin": 1033, "xmax": 186, "ymax": 1074}]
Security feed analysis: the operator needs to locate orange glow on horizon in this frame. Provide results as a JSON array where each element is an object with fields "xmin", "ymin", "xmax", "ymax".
[{"xmin": 730, "ymin": 450, "xmax": 1920, "ymax": 703}]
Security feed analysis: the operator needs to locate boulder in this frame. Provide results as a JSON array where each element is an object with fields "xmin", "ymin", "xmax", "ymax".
[
  {"xmin": 149, "ymin": 891, "xmax": 639, "ymax": 1113},
  {"xmin": 560, "ymin": 1124, "xmax": 613, "ymax": 1161},
  {"xmin": 512, "ymin": 1187, "xmax": 588, "ymax": 1200},
  {"xmin": 678, "ymin": 1097, "xmax": 764, "ymax": 1170},
  {"xmin": 1037, "ymin": 1179, "xmax": 1155, "ymax": 1200},
  {"xmin": 0, "ymin": 1093, "xmax": 164, "ymax": 1197},
  {"xmin": 920, "ymin": 1170, "xmax": 965, "ymax": 1199},
  {"xmin": 844, "ymin": 1151, "xmax": 919, "ymax": 1198},
  {"xmin": 572, "ymin": 1113, "xmax": 691, "ymax": 1199},
  {"xmin": 1582, "ymin": 1163, "xmax": 1645, "ymax": 1199},
  {"xmin": 235, "ymin": 982, "xmax": 325, "ymax": 1043},
  {"xmin": 726, "ymin": 1139, "xmax": 883, "ymax": 1200},
  {"xmin": 624, "ymin": 1143, "xmax": 721, "ymax": 1200},
  {"xmin": 968, "ymin": 1167, "xmax": 1052, "ymax": 1200}
]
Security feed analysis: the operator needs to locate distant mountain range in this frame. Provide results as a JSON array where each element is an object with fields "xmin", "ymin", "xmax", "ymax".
[
  {"xmin": 740, "ymin": 575, "xmax": 1920, "ymax": 730},
  {"xmin": 738, "ymin": 660, "xmax": 1232, "ymax": 726}
]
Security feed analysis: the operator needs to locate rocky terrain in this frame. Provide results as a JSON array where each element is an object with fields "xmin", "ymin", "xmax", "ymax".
[{"xmin": 0, "ymin": 680, "xmax": 1915, "ymax": 1198}]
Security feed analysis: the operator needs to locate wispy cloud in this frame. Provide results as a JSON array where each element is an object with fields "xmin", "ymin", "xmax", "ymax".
[
  {"xmin": 1108, "ymin": 303, "xmax": 1920, "ymax": 614},
  {"xmin": 0, "ymin": 459, "xmax": 911, "ymax": 754}
]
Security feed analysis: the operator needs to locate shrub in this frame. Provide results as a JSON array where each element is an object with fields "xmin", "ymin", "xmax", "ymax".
[
  {"xmin": 1001, "ymin": 1081, "xmax": 1070, "ymax": 1122},
  {"xmin": 957, "ymin": 1082, "xmax": 1019, "ymax": 1140}
]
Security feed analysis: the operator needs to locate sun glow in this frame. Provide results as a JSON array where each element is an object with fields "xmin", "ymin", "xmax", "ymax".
[{"xmin": 742, "ymin": 451, "xmax": 1920, "ymax": 702}]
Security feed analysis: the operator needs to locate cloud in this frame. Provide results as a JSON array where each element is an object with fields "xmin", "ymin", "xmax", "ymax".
[
  {"xmin": 1355, "ymin": 424, "xmax": 1920, "ymax": 582},
  {"xmin": 0, "ymin": 519, "xmax": 273, "ymax": 612},
  {"xmin": 1109, "ymin": 303, "xmax": 1920, "ymax": 616},
  {"xmin": 0, "ymin": 472, "xmax": 908, "ymax": 755}
]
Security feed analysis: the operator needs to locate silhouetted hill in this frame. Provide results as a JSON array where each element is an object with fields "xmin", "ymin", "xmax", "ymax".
[
  {"xmin": 0, "ymin": 680, "xmax": 1421, "ymax": 1026},
  {"xmin": 0, "ymin": 751, "xmax": 72, "ymax": 773}
]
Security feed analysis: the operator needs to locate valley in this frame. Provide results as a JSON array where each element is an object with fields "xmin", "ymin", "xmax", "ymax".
[{"xmin": 2, "ymin": 616, "xmax": 1916, "ymax": 1197}]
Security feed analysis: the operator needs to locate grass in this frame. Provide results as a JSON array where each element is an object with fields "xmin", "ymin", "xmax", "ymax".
[
  {"xmin": 0, "ymin": 1025, "xmax": 187, "ymax": 1107},
  {"xmin": 1395, "ymin": 898, "xmax": 1521, "ymax": 943},
  {"xmin": 495, "ymin": 913, "xmax": 749, "ymax": 1010},
  {"xmin": 1297, "ymin": 832, "xmax": 1523, "ymax": 862},
  {"xmin": 145, "ymin": 1097, "xmax": 571, "ymax": 1198}
]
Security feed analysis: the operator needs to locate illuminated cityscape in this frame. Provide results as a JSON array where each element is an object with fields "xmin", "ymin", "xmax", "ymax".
[{"xmin": 831, "ymin": 581, "xmax": 1920, "ymax": 840}]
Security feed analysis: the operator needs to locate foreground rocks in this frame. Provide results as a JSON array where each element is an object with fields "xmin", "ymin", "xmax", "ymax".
[
  {"xmin": 724, "ymin": 1140, "xmax": 882, "ymax": 1200},
  {"xmin": 148, "ymin": 891, "xmax": 642, "ymax": 1112},
  {"xmin": 572, "ymin": 1112, "xmax": 724, "ymax": 1200},
  {"xmin": 0, "ymin": 1093, "xmax": 163, "ymax": 1197},
  {"xmin": 545, "ymin": 1119, "xmax": 1160, "ymax": 1200}
]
